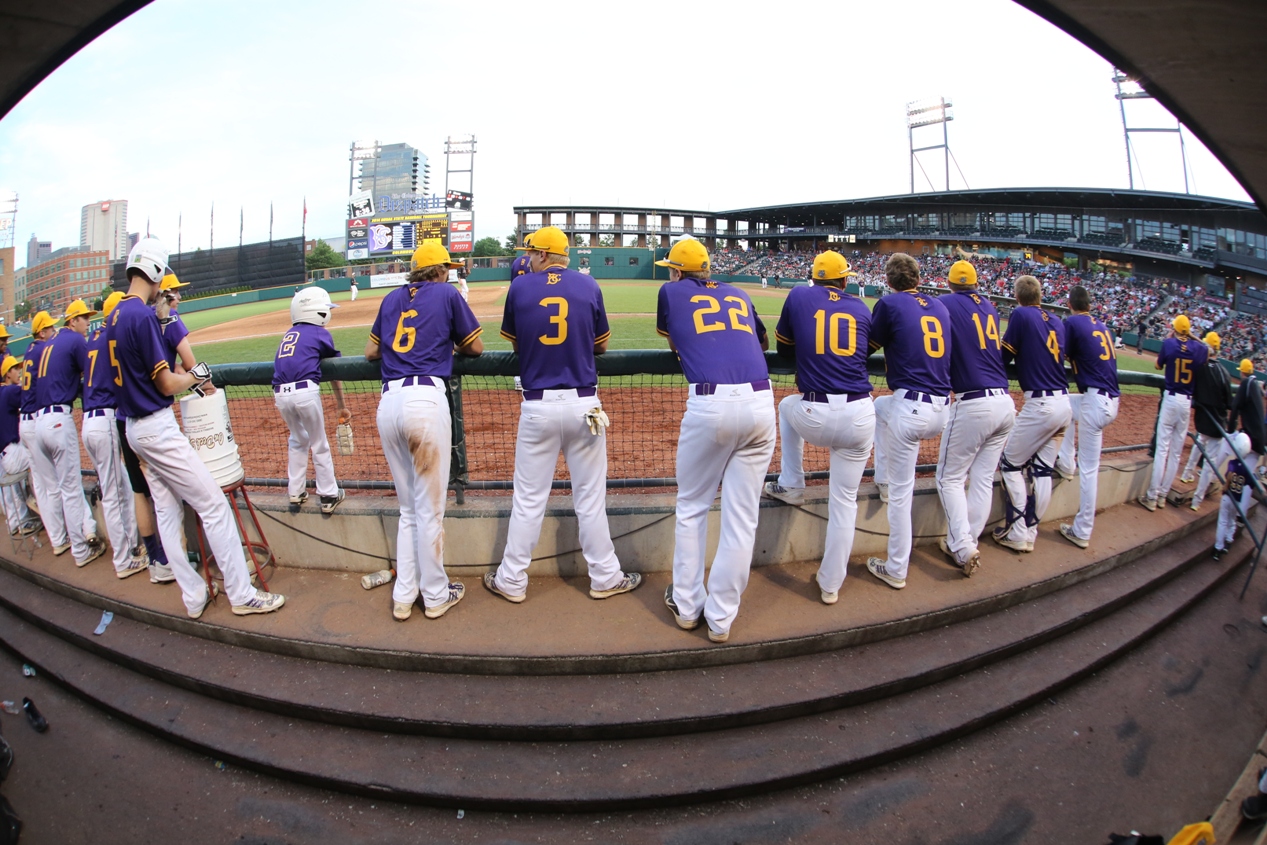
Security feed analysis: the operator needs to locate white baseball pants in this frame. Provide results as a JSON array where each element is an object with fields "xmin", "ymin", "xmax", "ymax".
[
  {"xmin": 671, "ymin": 388, "xmax": 776, "ymax": 634},
  {"xmin": 0, "ymin": 443, "xmax": 32, "ymax": 532},
  {"xmin": 275, "ymin": 384, "xmax": 338, "ymax": 499},
  {"xmin": 1148, "ymin": 392, "xmax": 1192, "ymax": 502},
  {"xmin": 83, "ymin": 410, "xmax": 139, "ymax": 573},
  {"xmin": 873, "ymin": 390, "xmax": 949, "ymax": 579},
  {"xmin": 1183, "ymin": 432, "xmax": 1219, "ymax": 486},
  {"xmin": 1194, "ymin": 435, "xmax": 1244, "ymax": 508},
  {"xmin": 377, "ymin": 382, "xmax": 454, "ymax": 610},
  {"xmin": 1055, "ymin": 391, "xmax": 1119, "ymax": 542},
  {"xmin": 775, "ymin": 393, "xmax": 875, "ymax": 594},
  {"xmin": 999, "ymin": 393, "xmax": 1072, "ymax": 547},
  {"xmin": 128, "ymin": 408, "xmax": 256, "ymax": 614},
  {"xmin": 31, "ymin": 410, "xmax": 95, "ymax": 562},
  {"xmin": 1215, "ymin": 458, "xmax": 1260, "ymax": 550},
  {"xmin": 936, "ymin": 392, "xmax": 1014, "ymax": 563},
  {"xmin": 495, "ymin": 391, "xmax": 623, "ymax": 597}
]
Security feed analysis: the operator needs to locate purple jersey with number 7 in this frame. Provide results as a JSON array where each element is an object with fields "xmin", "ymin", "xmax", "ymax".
[
  {"xmin": 502, "ymin": 266, "xmax": 610, "ymax": 391},
  {"xmin": 1062, "ymin": 314, "xmax": 1120, "ymax": 397},
  {"xmin": 867, "ymin": 290, "xmax": 952, "ymax": 395},
  {"xmin": 656, "ymin": 278, "xmax": 768, "ymax": 385}
]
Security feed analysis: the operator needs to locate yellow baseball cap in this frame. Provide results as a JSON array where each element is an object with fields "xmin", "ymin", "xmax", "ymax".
[
  {"xmin": 517, "ymin": 226, "xmax": 570, "ymax": 256},
  {"xmin": 1204, "ymin": 331, "xmax": 1221, "ymax": 350},
  {"xmin": 0, "ymin": 325, "xmax": 11, "ymax": 340},
  {"xmin": 1, "ymin": 356, "xmax": 19, "ymax": 377},
  {"xmin": 102, "ymin": 291, "xmax": 125, "ymax": 319},
  {"xmin": 160, "ymin": 272, "xmax": 190, "ymax": 291},
  {"xmin": 948, "ymin": 260, "xmax": 978, "ymax": 287},
  {"xmin": 811, "ymin": 251, "xmax": 858, "ymax": 282},
  {"xmin": 1241, "ymin": 359, "xmax": 1254, "ymax": 375},
  {"xmin": 410, "ymin": 240, "xmax": 463, "ymax": 270},
  {"xmin": 1172, "ymin": 314, "xmax": 1191, "ymax": 336},
  {"xmin": 63, "ymin": 299, "xmax": 98, "ymax": 324},
  {"xmin": 655, "ymin": 238, "xmax": 710, "ymax": 273},
  {"xmin": 30, "ymin": 312, "xmax": 55, "ymax": 335}
]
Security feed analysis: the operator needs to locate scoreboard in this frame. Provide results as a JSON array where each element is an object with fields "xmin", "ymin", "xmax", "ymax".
[{"xmin": 346, "ymin": 212, "xmax": 449, "ymax": 259}]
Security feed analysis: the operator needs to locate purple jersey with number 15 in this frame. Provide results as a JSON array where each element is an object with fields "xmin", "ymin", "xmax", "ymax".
[
  {"xmin": 774, "ymin": 285, "xmax": 871, "ymax": 395},
  {"xmin": 1156, "ymin": 335, "xmax": 1208, "ymax": 395},
  {"xmin": 1001, "ymin": 305, "xmax": 1067, "ymax": 393},
  {"xmin": 657, "ymin": 278, "xmax": 768, "ymax": 385},
  {"xmin": 502, "ymin": 266, "xmax": 610, "ymax": 391},
  {"xmin": 273, "ymin": 323, "xmax": 340, "ymax": 386},
  {"xmin": 370, "ymin": 281, "xmax": 482, "ymax": 383},
  {"xmin": 1063, "ymin": 314, "xmax": 1120, "ymax": 397},
  {"xmin": 868, "ymin": 290, "xmax": 952, "ymax": 395}
]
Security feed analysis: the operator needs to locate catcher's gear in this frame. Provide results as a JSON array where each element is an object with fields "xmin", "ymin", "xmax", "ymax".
[
  {"xmin": 290, "ymin": 286, "xmax": 337, "ymax": 327},
  {"xmin": 336, "ymin": 422, "xmax": 355, "ymax": 455},
  {"xmin": 584, "ymin": 407, "xmax": 610, "ymax": 436}
]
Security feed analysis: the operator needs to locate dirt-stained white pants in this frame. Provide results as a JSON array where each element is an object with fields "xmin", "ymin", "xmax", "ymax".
[{"xmin": 874, "ymin": 390, "xmax": 949, "ymax": 579}]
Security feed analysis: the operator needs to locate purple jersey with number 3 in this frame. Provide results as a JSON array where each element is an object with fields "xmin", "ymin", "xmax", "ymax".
[
  {"xmin": 1156, "ymin": 335, "xmax": 1208, "ymax": 395},
  {"xmin": 106, "ymin": 294, "xmax": 178, "ymax": 418},
  {"xmin": 273, "ymin": 323, "xmax": 340, "ymax": 386},
  {"xmin": 774, "ymin": 286, "xmax": 871, "ymax": 394},
  {"xmin": 940, "ymin": 289, "xmax": 1008, "ymax": 393},
  {"xmin": 502, "ymin": 266, "xmax": 610, "ymax": 390},
  {"xmin": 657, "ymin": 278, "xmax": 768, "ymax": 385},
  {"xmin": 370, "ymin": 281, "xmax": 482, "ymax": 383},
  {"xmin": 868, "ymin": 290, "xmax": 952, "ymax": 395},
  {"xmin": 1001, "ymin": 306, "xmax": 1067, "ymax": 392},
  {"xmin": 1062, "ymin": 314, "xmax": 1120, "ymax": 396}
]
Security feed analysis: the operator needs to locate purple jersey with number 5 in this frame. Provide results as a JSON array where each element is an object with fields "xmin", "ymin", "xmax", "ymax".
[
  {"xmin": 1001, "ymin": 305, "xmax": 1067, "ymax": 393},
  {"xmin": 273, "ymin": 323, "xmax": 340, "ymax": 386},
  {"xmin": 868, "ymin": 290, "xmax": 952, "ymax": 395},
  {"xmin": 370, "ymin": 281, "xmax": 482, "ymax": 383},
  {"xmin": 940, "ymin": 289, "xmax": 1008, "ymax": 393},
  {"xmin": 1063, "ymin": 314, "xmax": 1120, "ymax": 397},
  {"xmin": 774, "ymin": 286, "xmax": 871, "ymax": 394},
  {"xmin": 1156, "ymin": 335, "xmax": 1207, "ymax": 395},
  {"xmin": 107, "ymin": 294, "xmax": 179, "ymax": 418},
  {"xmin": 501, "ymin": 266, "xmax": 610, "ymax": 391},
  {"xmin": 657, "ymin": 278, "xmax": 768, "ymax": 385}
]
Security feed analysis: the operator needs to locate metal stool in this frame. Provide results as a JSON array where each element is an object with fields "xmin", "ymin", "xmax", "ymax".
[
  {"xmin": 0, "ymin": 471, "xmax": 41, "ymax": 560},
  {"xmin": 194, "ymin": 479, "xmax": 274, "ymax": 600}
]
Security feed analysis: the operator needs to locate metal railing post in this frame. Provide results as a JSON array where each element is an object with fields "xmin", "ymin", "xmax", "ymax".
[{"xmin": 447, "ymin": 375, "xmax": 468, "ymax": 506}]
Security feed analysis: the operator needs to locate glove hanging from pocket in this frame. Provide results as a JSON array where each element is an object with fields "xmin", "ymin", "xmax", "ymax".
[{"xmin": 584, "ymin": 407, "xmax": 610, "ymax": 436}]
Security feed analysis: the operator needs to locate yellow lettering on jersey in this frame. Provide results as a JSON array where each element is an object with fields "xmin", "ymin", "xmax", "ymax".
[
  {"xmin": 1092, "ymin": 330, "xmax": 1115, "ymax": 361},
  {"xmin": 391, "ymin": 310, "xmax": 418, "ymax": 353},
  {"xmin": 1045, "ymin": 330, "xmax": 1060, "ymax": 361},
  {"xmin": 538, "ymin": 297, "xmax": 569, "ymax": 345},
  {"xmin": 277, "ymin": 330, "xmax": 299, "ymax": 359},
  {"xmin": 971, "ymin": 312, "xmax": 1000, "ymax": 350},
  {"xmin": 827, "ymin": 290, "xmax": 840, "ymax": 302},
  {"xmin": 690, "ymin": 295, "xmax": 725, "ymax": 334},
  {"xmin": 705, "ymin": 281, "xmax": 718, "ymax": 289},
  {"xmin": 920, "ymin": 316, "xmax": 946, "ymax": 358},
  {"xmin": 87, "ymin": 349, "xmax": 98, "ymax": 387},
  {"xmin": 1175, "ymin": 358, "xmax": 1193, "ymax": 384},
  {"xmin": 546, "ymin": 272, "xmax": 561, "ymax": 285},
  {"xmin": 108, "ymin": 340, "xmax": 122, "ymax": 387},
  {"xmin": 813, "ymin": 310, "xmax": 857, "ymax": 356},
  {"xmin": 723, "ymin": 296, "xmax": 754, "ymax": 334}
]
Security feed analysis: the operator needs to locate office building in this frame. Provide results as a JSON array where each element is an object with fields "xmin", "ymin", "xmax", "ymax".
[
  {"xmin": 353, "ymin": 142, "xmax": 429, "ymax": 197},
  {"xmin": 23, "ymin": 246, "xmax": 111, "ymax": 314},
  {"xmin": 26, "ymin": 234, "xmax": 50, "ymax": 268},
  {"xmin": 80, "ymin": 199, "xmax": 129, "ymax": 260}
]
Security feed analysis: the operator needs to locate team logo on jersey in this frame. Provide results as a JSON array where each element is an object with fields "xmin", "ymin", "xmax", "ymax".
[
  {"xmin": 971, "ymin": 294, "xmax": 981, "ymax": 304},
  {"xmin": 705, "ymin": 281, "xmax": 718, "ymax": 289},
  {"xmin": 828, "ymin": 290, "xmax": 840, "ymax": 302},
  {"xmin": 547, "ymin": 272, "xmax": 561, "ymax": 285},
  {"xmin": 915, "ymin": 296, "xmax": 928, "ymax": 307}
]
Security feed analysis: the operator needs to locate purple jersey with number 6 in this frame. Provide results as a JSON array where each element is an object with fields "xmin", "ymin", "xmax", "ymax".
[
  {"xmin": 657, "ymin": 278, "xmax": 768, "ymax": 385},
  {"xmin": 370, "ymin": 281, "xmax": 482, "ymax": 384},
  {"xmin": 273, "ymin": 323, "xmax": 340, "ymax": 386},
  {"xmin": 774, "ymin": 286, "xmax": 871, "ymax": 395},
  {"xmin": 502, "ymin": 266, "xmax": 610, "ymax": 390},
  {"xmin": 1156, "ymin": 335, "xmax": 1207, "ymax": 395},
  {"xmin": 1001, "ymin": 305, "xmax": 1067, "ymax": 393},
  {"xmin": 940, "ymin": 289, "xmax": 1008, "ymax": 393},
  {"xmin": 868, "ymin": 290, "xmax": 952, "ymax": 395},
  {"xmin": 1063, "ymin": 314, "xmax": 1120, "ymax": 397},
  {"xmin": 106, "ymin": 294, "xmax": 178, "ymax": 418},
  {"xmin": 20, "ymin": 340, "xmax": 42, "ymax": 413}
]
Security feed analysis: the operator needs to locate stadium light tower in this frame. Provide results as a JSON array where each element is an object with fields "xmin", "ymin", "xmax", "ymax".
[
  {"xmin": 1113, "ymin": 70, "xmax": 1190, "ymax": 193},
  {"xmin": 907, "ymin": 97, "xmax": 965, "ymax": 193},
  {"xmin": 0, "ymin": 192, "xmax": 14, "ymax": 250}
]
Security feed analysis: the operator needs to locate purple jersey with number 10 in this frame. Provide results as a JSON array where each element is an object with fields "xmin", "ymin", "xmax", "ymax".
[
  {"xmin": 940, "ymin": 289, "xmax": 1008, "ymax": 393},
  {"xmin": 867, "ymin": 290, "xmax": 952, "ymax": 395},
  {"xmin": 502, "ymin": 266, "xmax": 611, "ymax": 390},
  {"xmin": 273, "ymin": 323, "xmax": 340, "ymax": 386},
  {"xmin": 1001, "ymin": 305, "xmax": 1067, "ymax": 393},
  {"xmin": 657, "ymin": 278, "xmax": 768, "ymax": 385},
  {"xmin": 370, "ymin": 281, "xmax": 482, "ymax": 383},
  {"xmin": 1063, "ymin": 314, "xmax": 1120, "ymax": 397},
  {"xmin": 1157, "ymin": 335, "xmax": 1208, "ymax": 395},
  {"xmin": 774, "ymin": 285, "xmax": 871, "ymax": 395}
]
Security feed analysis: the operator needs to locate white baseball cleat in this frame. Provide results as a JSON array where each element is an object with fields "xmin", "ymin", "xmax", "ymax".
[
  {"xmin": 590, "ymin": 572, "xmax": 642, "ymax": 600},
  {"xmin": 483, "ymin": 571, "xmax": 526, "ymax": 604},
  {"xmin": 231, "ymin": 589, "xmax": 285, "ymax": 616},
  {"xmin": 116, "ymin": 557, "xmax": 150, "ymax": 580},
  {"xmin": 664, "ymin": 585, "xmax": 701, "ymax": 630},
  {"xmin": 876, "ymin": 482, "xmax": 890, "ymax": 504},
  {"xmin": 707, "ymin": 626, "xmax": 730, "ymax": 644},
  {"xmin": 75, "ymin": 540, "xmax": 107, "ymax": 568},
  {"xmin": 392, "ymin": 600, "xmax": 413, "ymax": 622},
  {"xmin": 820, "ymin": 588, "xmax": 839, "ymax": 605},
  {"xmin": 1179, "ymin": 474, "xmax": 1195, "ymax": 484},
  {"xmin": 424, "ymin": 582, "xmax": 465, "ymax": 619},
  {"xmin": 149, "ymin": 562, "xmax": 176, "ymax": 584},
  {"xmin": 866, "ymin": 557, "xmax": 906, "ymax": 590},
  {"xmin": 1137, "ymin": 495, "xmax": 1158, "ymax": 512},
  {"xmin": 189, "ymin": 583, "xmax": 219, "ymax": 619},
  {"xmin": 1059, "ymin": 524, "xmax": 1089, "ymax": 549},
  {"xmin": 762, "ymin": 481, "xmax": 805, "ymax": 506},
  {"xmin": 991, "ymin": 527, "xmax": 1031, "ymax": 554}
]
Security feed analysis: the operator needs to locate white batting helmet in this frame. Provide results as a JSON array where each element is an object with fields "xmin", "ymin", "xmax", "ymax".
[
  {"xmin": 126, "ymin": 237, "xmax": 169, "ymax": 284},
  {"xmin": 1231, "ymin": 431, "xmax": 1252, "ymax": 458},
  {"xmin": 290, "ymin": 286, "xmax": 337, "ymax": 327}
]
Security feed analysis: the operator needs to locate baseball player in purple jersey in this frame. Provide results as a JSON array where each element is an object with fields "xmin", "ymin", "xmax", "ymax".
[
  {"xmin": 485, "ymin": 226, "xmax": 641, "ymax": 605},
  {"xmin": 0, "ymin": 356, "xmax": 39, "ymax": 538},
  {"xmin": 657, "ymin": 238, "xmax": 774, "ymax": 642},
  {"xmin": 109, "ymin": 237, "xmax": 284, "ymax": 619},
  {"xmin": 27, "ymin": 302, "xmax": 106, "ymax": 567},
  {"xmin": 509, "ymin": 253, "xmax": 531, "ymax": 283},
  {"xmin": 1213, "ymin": 431, "xmax": 1254, "ymax": 559},
  {"xmin": 992, "ymin": 275, "xmax": 1073, "ymax": 553},
  {"xmin": 935, "ymin": 260, "xmax": 1014, "ymax": 576},
  {"xmin": 156, "ymin": 273, "xmax": 195, "ymax": 373},
  {"xmin": 274, "ymin": 287, "xmax": 349, "ymax": 513},
  {"xmin": 1054, "ymin": 285, "xmax": 1120, "ymax": 549},
  {"xmin": 764, "ymin": 251, "xmax": 874, "ymax": 604},
  {"xmin": 867, "ymin": 253, "xmax": 952, "ymax": 590},
  {"xmin": 1140, "ymin": 315, "xmax": 1208, "ymax": 511},
  {"xmin": 367, "ymin": 241, "xmax": 482, "ymax": 622}
]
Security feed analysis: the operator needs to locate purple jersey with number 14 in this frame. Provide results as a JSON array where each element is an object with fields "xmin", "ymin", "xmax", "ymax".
[
  {"xmin": 774, "ymin": 285, "xmax": 871, "ymax": 395},
  {"xmin": 1063, "ymin": 314, "xmax": 1120, "ymax": 397},
  {"xmin": 501, "ymin": 266, "xmax": 611, "ymax": 390},
  {"xmin": 370, "ymin": 281, "xmax": 482, "ymax": 383},
  {"xmin": 273, "ymin": 323, "xmax": 340, "ymax": 386},
  {"xmin": 940, "ymin": 289, "xmax": 1008, "ymax": 393},
  {"xmin": 1001, "ymin": 305, "xmax": 1067, "ymax": 393},
  {"xmin": 867, "ymin": 290, "xmax": 952, "ymax": 395},
  {"xmin": 1156, "ymin": 335, "xmax": 1208, "ymax": 395},
  {"xmin": 657, "ymin": 278, "xmax": 768, "ymax": 385}
]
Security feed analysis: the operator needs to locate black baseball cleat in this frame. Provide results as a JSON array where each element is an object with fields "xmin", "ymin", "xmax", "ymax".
[
  {"xmin": 1244, "ymin": 793, "xmax": 1267, "ymax": 821},
  {"xmin": 320, "ymin": 489, "xmax": 345, "ymax": 514},
  {"xmin": 1212, "ymin": 546, "xmax": 1227, "ymax": 561},
  {"xmin": 22, "ymin": 697, "xmax": 47, "ymax": 733}
]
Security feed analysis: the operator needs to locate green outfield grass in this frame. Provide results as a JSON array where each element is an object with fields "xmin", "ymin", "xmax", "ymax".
[{"xmin": 178, "ymin": 287, "xmax": 390, "ymax": 332}]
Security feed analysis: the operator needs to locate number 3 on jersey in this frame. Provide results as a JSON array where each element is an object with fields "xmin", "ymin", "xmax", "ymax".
[{"xmin": 538, "ymin": 297, "xmax": 568, "ymax": 345}]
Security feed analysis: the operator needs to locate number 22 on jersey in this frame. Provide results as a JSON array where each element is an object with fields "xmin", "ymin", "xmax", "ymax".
[{"xmin": 691, "ymin": 295, "xmax": 753, "ymax": 335}]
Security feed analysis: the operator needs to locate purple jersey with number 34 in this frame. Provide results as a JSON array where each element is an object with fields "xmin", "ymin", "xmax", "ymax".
[{"xmin": 1062, "ymin": 314, "xmax": 1120, "ymax": 396}]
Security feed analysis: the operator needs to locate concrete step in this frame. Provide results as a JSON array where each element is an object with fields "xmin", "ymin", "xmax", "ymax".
[
  {"xmin": 0, "ymin": 518, "xmax": 1251, "ymax": 810},
  {"xmin": 0, "ymin": 506, "xmax": 1231, "ymax": 741}
]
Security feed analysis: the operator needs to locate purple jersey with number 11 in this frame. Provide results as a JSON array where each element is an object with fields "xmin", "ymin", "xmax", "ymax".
[
  {"xmin": 940, "ymin": 289, "xmax": 1008, "ymax": 393},
  {"xmin": 1063, "ymin": 314, "xmax": 1120, "ymax": 396},
  {"xmin": 868, "ymin": 290, "xmax": 952, "ymax": 395},
  {"xmin": 1157, "ymin": 335, "xmax": 1208, "ymax": 395},
  {"xmin": 1001, "ymin": 305, "xmax": 1067, "ymax": 393},
  {"xmin": 774, "ymin": 286, "xmax": 871, "ymax": 394},
  {"xmin": 501, "ymin": 266, "xmax": 610, "ymax": 390},
  {"xmin": 657, "ymin": 278, "xmax": 768, "ymax": 385},
  {"xmin": 33, "ymin": 328, "xmax": 88, "ymax": 408}
]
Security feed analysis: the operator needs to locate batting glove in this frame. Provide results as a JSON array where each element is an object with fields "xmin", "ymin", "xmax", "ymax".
[{"xmin": 584, "ymin": 407, "xmax": 610, "ymax": 436}]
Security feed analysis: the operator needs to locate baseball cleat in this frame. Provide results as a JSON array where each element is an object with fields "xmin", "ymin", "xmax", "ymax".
[
  {"xmin": 231, "ymin": 589, "xmax": 285, "ymax": 616},
  {"xmin": 25, "ymin": 494, "xmax": 39, "ymax": 515},
  {"xmin": 1055, "ymin": 464, "xmax": 1076, "ymax": 481},
  {"xmin": 482, "ymin": 571, "xmax": 525, "ymax": 603},
  {"xmin": 51, "ymin": 541, "xmax": 70, "ymax": 556},
  {"xmin": 664, "ymin": 585, "xmax": 701, "ymax": 630},
  {"xmin": 876, "ymin": 482, "xmax": 890, "ymax": 504},
  {"xmin": 1212, "ymin": 546, "xmax": 1227, "ymax": 561},
  {"xmin": 960, "ymin": 548, "xmax": 981, "ymax": 578},
  {"xmin": 866, "ymin": 557, "xmax": 906, "ymax": 590},
  {"xmin": 762, "ymin": 481, "xmax": 805, "ymax": 506},
  {"xmin": 1190, "ymin": 501, "xmax": 1201, "ymax": 512},
  {"xmin": 149, "ymin": 562, "xmax": 176, "ymax": 584},
  {"xmin": 707, "ymin": 626, "xmax": 730, "ymax": 644},
  {"xmin": 991, "ymin": 527, "xmax": 1031, "ymax": 554},
  {"xmin": 393, "ymin": 601, "xmax": 413, "ymax": 621},
  {"xmin": 320, "ymin": 489, "xmax": 345, "ymax": 514},
  {"xmin": 424, "ymin": 582, "xmax": 465, "ymax": 618},
  {"xmin": 129, "ymin": 543, "xmax": 149, "ymax": 567},
  {"xmin": 17, "ymin": 519, "xmax": 41, "ymax": 537},
  {"xmin": 289, "ymin": 491, "xmax": 308, "ymax": 506},
  {"xmin": 116, "ymin": 557, "xmax": 150, "ymax": 580},
  {"xmin": 1058, "ymin": 524, "xmax": 1089, "ymax": 549},
  {"xmin": 75, "ymin": 540, "xmax": 106, "ymax": 568},
  {"xmin": 1179, "ymin": 474, "xmax": 1195, "ymax": 484},
  {"xmin": 1157, "ymin": 495, "xmax": 1167, "ymax": 509},
  {"xmin": 85, "ymin": 532, "xmax": 99, "ymax": 546},
  {"xmin": 820, "ymin": 588, "xmax": 839, "ymax": 605},
  {"xmin": 590, "ymin": 572, "xmax": 642, "ymax": 599},
  {"xmin": 1137, "ymin": 495, "xmax": 1158, "ymax": 512},
  {"xmin": 189, "ymin": 583, "xmax": 219, "ymax": 619}
]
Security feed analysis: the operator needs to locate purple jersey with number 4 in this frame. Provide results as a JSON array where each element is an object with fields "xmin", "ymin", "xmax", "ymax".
[
  {"xmin": 774, "ymin": 286, "xmax": 871, "ymax": 395},
  {"xmin": 1156, "ymin": 335, "xmax": 1208, "ymax": 395},
  {"xmin": 1001, "ymin": 305, "xmax": 1067, "ymax": 393},
  {"xmin": 370, "ymin": 281, "xmax": 482, "ymax": 383},
  {"xmin": 273, "ymin": 323, "xmax": 340, "ymax": 386},
  {"xmin": 83, "ymin": 328, "xmax": 116, "ymax": 411},
  {"xmin": 33, "ymin": 328, "xmax": 87, "ymax": 408},
  {"xmin": 502, "ymin": 266, "xmax": 611, "ymax": 390},
  {"xmin": 1063, "ymin": 314, "xmax": 1120, "ymax": 397},
  {"xmin": 657, "ymin": 278, "xmax": 768, "ymax": 385},
  {"xmin": 940, "ymin": 289, "xmax": 1008, "ymax": 393},
  {"xmin": 868, "ymin": 290, "xmax": 952, "ymax": 395},
  {"xmin": 106, "ymin": 294, "xmax": 178, "ymax": 418}
]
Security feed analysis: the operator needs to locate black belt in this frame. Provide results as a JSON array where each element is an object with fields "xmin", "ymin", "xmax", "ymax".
[
  {"xmin": 959, "ymin": 388, "xmax": 1008, "ymax": 401},
  {"xmin": 274, "ymin": 380, "xmax": 315, "ymax": 393},
  {"xmin": 802, "ymin": 391, "xmax": 871, "ymax": 403},
  {"xmin": 381, "ymin": 375, "xmax": 443, "ymax": 393},
  {"xmin": 1165, "ymin": 389, "xmax": 1192, "ymax": 398},
  {"xmin": 84, "ymin": 409, "xmax": 114, "ymax": 418},
  {"xmin": 521, "ymin": 387, "xmax": 597, "ymax": 401},
  {"xmin": 693, "ymin": 379, "xmax": 771, "ymax": 396}
]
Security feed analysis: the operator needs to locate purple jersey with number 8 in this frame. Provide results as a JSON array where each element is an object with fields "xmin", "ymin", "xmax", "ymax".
[
  {"xmin": 867, "ymin": 290, "xmax": 952, "ymax": 395},
  {"xmin": 501, "ymin": 266, "xmax": 610, "ymax": 391},
  {"xmin": 656, "ymin": 278, "xmax": 768, "ymax": 385}
]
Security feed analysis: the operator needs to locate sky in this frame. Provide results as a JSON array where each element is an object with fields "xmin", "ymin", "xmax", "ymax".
[{"xmin": 0, "ymin": 0, "xmax": 1253, "ymax": 267}]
